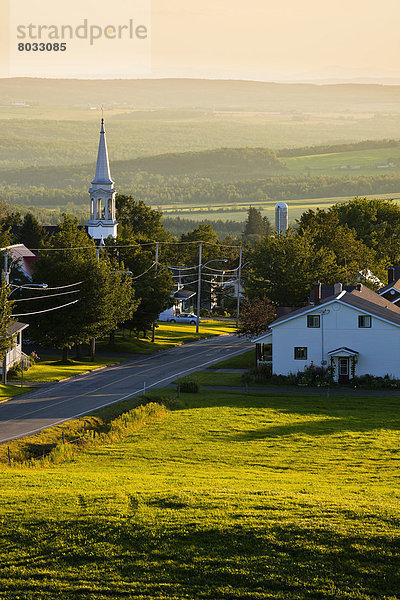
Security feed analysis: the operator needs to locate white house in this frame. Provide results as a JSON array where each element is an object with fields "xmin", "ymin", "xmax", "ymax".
[
  {"xmin": 0, "ymin": 322, "xmax": 30, "ymax": 375},
  {"xmin": 254, "ymin": 283, "xmax": 400, "ymax": 383}
]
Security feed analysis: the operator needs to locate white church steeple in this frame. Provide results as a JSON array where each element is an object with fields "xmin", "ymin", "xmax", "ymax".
[{"xmin": 87, "ymin": 117, "xmax": 118, "ymax": 241}]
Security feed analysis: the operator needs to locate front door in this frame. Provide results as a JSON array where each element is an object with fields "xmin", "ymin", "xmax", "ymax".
[{"xmin": 338, "ymin": 357, "xmax": 349, "ymax": 384}]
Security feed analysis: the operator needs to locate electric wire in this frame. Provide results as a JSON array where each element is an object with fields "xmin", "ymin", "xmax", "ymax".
[
  {"xmin": 12, "ymin": 299, "xmax": 79, "ymax": 317},
  {"xmin": 13, "ymin": 290, "xmax": 80, "ymax": 302}
]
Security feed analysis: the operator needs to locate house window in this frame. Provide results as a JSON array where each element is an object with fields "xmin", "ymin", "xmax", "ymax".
[
  {"xmin": 294, "ymin": 347, "xmax": 307, "ymax": 360},
  {"xmin": 16, "ymin": 333, "xmax": 20, "ymax": 345},
  {"xmin": 307, "ymin": 315, "xmax": 320, "ymax": 328},
  {"xmin": 358, "ymin": 315, "xmax": 372, "ymax": 328}
]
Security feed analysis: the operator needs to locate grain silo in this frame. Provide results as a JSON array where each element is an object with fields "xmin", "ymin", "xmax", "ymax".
[{"xmin": 275, "ymin": 202, "xmax": 288, "ymax": 234}]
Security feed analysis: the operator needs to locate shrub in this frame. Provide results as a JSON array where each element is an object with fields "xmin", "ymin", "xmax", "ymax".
[
  {"xmin": 7, "ymin": 364, "xmax": 22, "ymax": 379},
  {"xmin": 179, "ymin": 376, "xmax": 199, "ymax": 393}
]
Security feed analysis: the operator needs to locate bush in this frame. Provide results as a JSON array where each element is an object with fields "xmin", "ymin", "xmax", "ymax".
[
  {"xmin": 200, "ymin": 309, "xmax": 211, "ymax": 318},
  {"xmin": 179, "ymin": 376, "xmax": 199, "ymax": 393},
  {"xmin": 7, "ymin": 364, "xmax": 22, "ymax": 379},
  {"xmin": 242, "ymin": 362, "xmax": 333, "ymax": 387}
]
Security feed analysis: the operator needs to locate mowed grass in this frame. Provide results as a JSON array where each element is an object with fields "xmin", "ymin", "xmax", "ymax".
[
  {"xmin": 0, "ymin": 389, "xmax": 399, "ymax": 599},
  {"xmin": 98, "ymin": 320, "xmax": 236, "ymax": 354},
  {"xmin": 208, "ymin": 348, "xmax": 255, "ymax": 370},
  {"xmin": 0, "ymin": 384, "xmax": 30, "ymax": 401},
  {"xmin": 16, "ymin": 356, "xmax": 125, "ymax": 383}
]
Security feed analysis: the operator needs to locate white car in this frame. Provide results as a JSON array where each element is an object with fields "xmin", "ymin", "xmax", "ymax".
[{"xmin": 168, "ymin": 313, "xmax": 201, "ymax": 325}]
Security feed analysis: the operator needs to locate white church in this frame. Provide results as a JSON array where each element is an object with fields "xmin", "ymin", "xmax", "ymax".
[{"xmin": 87, "ymin": 118, "xmax": 118, "ymax": 241}]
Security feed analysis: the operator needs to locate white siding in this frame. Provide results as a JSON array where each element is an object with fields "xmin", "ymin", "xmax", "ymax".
[{"xmin": 271, "ymin": 301, "xmax": 400, "ymax": 378}]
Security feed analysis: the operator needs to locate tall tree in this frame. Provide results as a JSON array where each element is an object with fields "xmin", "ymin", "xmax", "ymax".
[
  {"xmin": 28, "ymin": 215, "xmax": 135, "ymax": 360},
  {"xmin": 243, "ymin": 207, "xmax": 271, "ymax": 240},
  {"xmin": 116, "ymin": 195, "xmax": 169, "ymax": 241},
  {"xmin": 107, "ymin": 235, "xmax": 173, "ymax": 338},
  {"xmin": 246, "ymin": 230, "xmax": 342, "ymax": 306}
]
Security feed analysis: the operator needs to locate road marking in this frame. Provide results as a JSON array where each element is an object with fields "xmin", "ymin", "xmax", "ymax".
[{"xmin": 0, "ymin": 345, "xmax": 252, "ymax": 443}]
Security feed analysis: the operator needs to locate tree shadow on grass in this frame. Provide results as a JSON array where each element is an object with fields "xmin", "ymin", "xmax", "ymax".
[
  {"xmin": 179, "ymin": 391, "xmax": 400, "ymax": 439},
  {"xmin": 0, "ymin": 516, "xmax": 399, "ymax": 599}
]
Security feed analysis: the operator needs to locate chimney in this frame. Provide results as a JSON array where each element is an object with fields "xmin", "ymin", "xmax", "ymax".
[
  {"xmin": 388, "ymin": 267, "xmax": 395, "ymax": 284},
  {"xmin": 334, "ymin": 283, "xmax": 342, "ymax": 295},
  {"xmin": 356, "ymin": 283, "xmax": 362, "ymax": 291},
  {"xmin": 313, "ymin": 282, "xmax": 322, "ymax": 305}
]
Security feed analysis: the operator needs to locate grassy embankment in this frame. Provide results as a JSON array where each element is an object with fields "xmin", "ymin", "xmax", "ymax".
[{"xmin": 0, "ymin": 387, "xmax": 399, "ymax": 598}]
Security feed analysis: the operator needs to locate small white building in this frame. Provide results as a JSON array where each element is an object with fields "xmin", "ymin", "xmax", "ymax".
[
  {"xmin": 254, "ymin": 283, "xmax": 400, "ymax": 383},
  {"xmin": 0, "ymin": 322, "xmax": 29, "ymax": 375}
]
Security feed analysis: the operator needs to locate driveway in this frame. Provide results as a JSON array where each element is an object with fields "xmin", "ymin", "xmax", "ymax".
[{"xmin": 0, "ymin": 334, "xmax": 252, "ymax": 443}]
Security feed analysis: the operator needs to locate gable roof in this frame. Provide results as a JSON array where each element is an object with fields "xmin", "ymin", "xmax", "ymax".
[
  {"xmin": 378, "ymin": 278, "xmax": 400, "ymax": 295},
  {"xmin": 270, "ymin": 288, "xmax": 400, "ymax": 329}
]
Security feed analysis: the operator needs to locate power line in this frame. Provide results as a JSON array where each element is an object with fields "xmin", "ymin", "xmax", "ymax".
[
  {"xmin": 9, "ymin": 281, "xmax": 83, "ymax": 291},
  {"xmin": 13, "ymin": 290, "xmax": 80, "ymax": 303},
  {"xmin": 12, "ymin": 299, "xmax": 79, "ymax": 317},
  {"xmin": 30, "ymin": 240, "xmax": 243, "ymax": 252}
]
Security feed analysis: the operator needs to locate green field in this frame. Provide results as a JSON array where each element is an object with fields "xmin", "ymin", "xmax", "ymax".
[
  {"xmin": 2, "ymin": 77, "xmax": 400, "ymax": 226},
  {"xmin": 1, "ymin": 388, "xmax": 399, "ymax": 598}
]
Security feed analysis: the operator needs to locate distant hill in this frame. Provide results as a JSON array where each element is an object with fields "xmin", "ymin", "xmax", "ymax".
[
  {"xmin": 0, "ymin": 148, "xmax": 287, "ymax": 188},
  {"xmin": 2, "ymin": 78, "xmax": 400, "ymax": 112}
]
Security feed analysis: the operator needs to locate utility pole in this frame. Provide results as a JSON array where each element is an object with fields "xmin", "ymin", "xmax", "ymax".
[
  {"xmin": 151, "ymin": 243, "xmax": 159, "ymax": 343},
  {"xmin": 196, "ymin": 242, "xmax": 203, "ymax": 333},
  {"xmin": 236, "ymin": 247, "xmax": 243, "ymax": 329}
]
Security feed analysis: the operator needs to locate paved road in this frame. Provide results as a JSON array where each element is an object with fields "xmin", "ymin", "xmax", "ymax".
[{"xmin": 0, "ymin": 335, "xmax": 252, "ymax": 443}]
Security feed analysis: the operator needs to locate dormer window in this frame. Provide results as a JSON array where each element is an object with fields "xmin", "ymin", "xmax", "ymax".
[
  {"xmin": 307, "ymin": 315, "xmax": 320, "ymax": 328},
  {"xmin": 358, "ymin": 315, "xmax": 372, "ymax": 328}
]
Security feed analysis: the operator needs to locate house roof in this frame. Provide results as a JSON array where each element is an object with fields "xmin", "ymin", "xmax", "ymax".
[
  {"xmin": 174, "ymin": 289, "xmax": 196, "ymax": 300},
  {"xmin": 8, "ymin": 322, "xmax": 28, "ymax": 335},
  {"xmin": 328, "ymin": 347, "xmax": 359, "ymax": 357},
  {"xmin": 252, "ymin": 329, "xmax": 272, "ymax": 343},
  {"xmin": 270, "ymin": 286, "xmax": 400, "ymax": 329},
  {"xmin": 378, "ymin": 278, "xmax": 400, "ymax": 294}
]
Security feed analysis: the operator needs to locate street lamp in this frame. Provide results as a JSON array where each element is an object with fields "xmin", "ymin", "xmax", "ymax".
[
  {"xmin": 7, "ymin": 283, "xmax": 48, "ymax": 298},
  {"xmin": 196, "ymin": 256, "xmax": 228, "ymax": 333}
]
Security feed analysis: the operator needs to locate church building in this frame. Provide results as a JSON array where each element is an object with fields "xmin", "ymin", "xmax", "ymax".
[{"xmin": 87, "ymin": 118, "xmax": 118, "ymax": 241}]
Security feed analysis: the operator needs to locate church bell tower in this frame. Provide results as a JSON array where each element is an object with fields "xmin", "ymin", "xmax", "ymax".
[{"xmin": 87, "ymin": 118, "xmax": 118, "ymax": 240}]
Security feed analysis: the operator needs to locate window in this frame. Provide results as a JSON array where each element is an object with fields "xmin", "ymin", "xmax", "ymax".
[
  {"xmin": 294, "ymin": 347, "xmax": 307, "ymax": 360},
  {"xmin": 358, "ymin": 315, "xmax": 371, "ymax": 328},
  {"xmin": 307, "ymin": 315, "xmax": 320, "ymax": 328}
]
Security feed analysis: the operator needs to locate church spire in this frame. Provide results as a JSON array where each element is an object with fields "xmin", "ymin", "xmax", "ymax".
[{"xmin": 92, "ymin": 118, "xmax": 113, "ymax": 185}]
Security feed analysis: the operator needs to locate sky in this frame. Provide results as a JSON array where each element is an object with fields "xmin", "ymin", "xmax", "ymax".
[{"xmin": 1, "ymin": 0, "xmax": 399, "ymax": 82}]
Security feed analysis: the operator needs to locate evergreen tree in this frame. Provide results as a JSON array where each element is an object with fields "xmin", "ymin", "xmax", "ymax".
[
  {"xmin": 18, "ymin": 212, "xmax": 48, "ymax": 251},
  {"xmin": 243, "ymin": 207, "xmax": 271, "ymax": 240}
]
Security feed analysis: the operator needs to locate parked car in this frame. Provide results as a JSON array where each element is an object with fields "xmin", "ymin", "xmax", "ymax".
[{"xmin": 168, "ymin": 313, "xmax": 201, "ymax": 325}]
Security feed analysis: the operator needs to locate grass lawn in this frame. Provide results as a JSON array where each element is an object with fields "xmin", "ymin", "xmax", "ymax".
[
  {"xmin": 14, "ymin": 356, "xmax": 126, "ymax": 383},
  {"xmin": 98, "ymin": 320, "xmax": 236, "ymax": 354},
  {"xmin": 0, "ymin": 389, "xmax": 399, "ymax": 598},
  {"xmin": 208, "ymin": 348, "xmax": 255, "ymax": 370},
  {"xmin": 0, "ymin": 384, "xmax": 30, "ymax": 401},
  {"xmin": 177, "ymin": 370, "xmax": 244, "ymax": 387}
]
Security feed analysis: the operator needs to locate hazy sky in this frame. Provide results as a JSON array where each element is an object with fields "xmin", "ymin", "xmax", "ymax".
[{"xmin": 1, "ymin": 0, "xmax": 399, "ymax": 81}]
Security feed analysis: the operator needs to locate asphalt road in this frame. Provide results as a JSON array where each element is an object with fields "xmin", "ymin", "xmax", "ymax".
[{"xmin": 0, "ymin": 334, "xmax": 252, "ymax": 443}]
